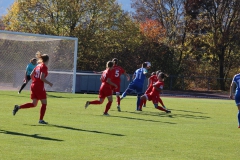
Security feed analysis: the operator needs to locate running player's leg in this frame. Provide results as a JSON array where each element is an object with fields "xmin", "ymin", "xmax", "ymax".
[
  {"xmin": 13, "ymin": 99, "xmax": 38, "ymax": 115},
  {"xmin": 158, "ymin": 97, "xmax": 166, "ymax": 108},
  {"xmin": 235, "ymin": 93, "xmax": 240, "ymax": 128},
  {"xmin": 104, "ymin": 95, "xmax": 113, "ymax": 115},
  {"xmin": 18, "ymin": 89, "xmax": 39, "ymax": 109},
  {"xmin": 136, "ymin": 86, "xmax": 143, "ymax": 111},
  {"xmin": 237, "ymin": 105, "xmax": 240, "ymax": 128},
  {"xmin": 18, "ymin": 76, "xmax": 31, "ymax": 94},
  {"xmin": 143, "ymin": 87, "xmax": 151, "ymax": 107},
  {"xmin": 138, "ymin": 94, "xmax": 148, "ymax": 111},
  {"xmin": 153, "ymin": 96, "xmax": 171, "ymax": 113},
  {"xmin": 120, "ymin": 83, "xmax": 135, "ymax": 100},
  {"xmin": 114, "ymin": 82, "xmax": 122, "ymax": 111},
  {"xmin": 39, "ymin": 99, "xmax": 47, "ymax": 124},
  {"xmin": 86, "ymin": 88, "xmax": 106, "ymax": 108}
]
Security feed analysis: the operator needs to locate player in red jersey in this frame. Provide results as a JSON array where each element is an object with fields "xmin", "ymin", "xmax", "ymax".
[
  {"xmin": 138, "ymin": 72, "xmax": 171, "ymax": 113},
  {"xmin": 13, "ymin": 53, "xmax": 53, "ymax": 124},
  {"xmin": 111, "ymin": 58, "xmax": 130, "ymax": 112},
  {"xmin": 142, "ymin": 72, "xmax": 158, "ymax": 107},
  {"xmin": 85, "ymin": 61, "xmax": 117, "ymax": 115},
  {"xmin": 142, "ymin": 70, "xmax": 166, "ymax": 108}
]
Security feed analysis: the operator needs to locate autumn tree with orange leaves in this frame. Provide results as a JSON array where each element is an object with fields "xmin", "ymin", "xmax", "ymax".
[{"xmin": 139, "ymin": 19, "xmax": 166, "ymax": 43}]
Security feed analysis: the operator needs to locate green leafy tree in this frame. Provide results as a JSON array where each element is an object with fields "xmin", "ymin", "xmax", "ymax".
[
  {"xmin": 185, "ymin": 0, "xmax": 240, "ymax": 90},
  {"xmin": 2, "ymin": 0, "xmax": 141, "ymax": 71}
]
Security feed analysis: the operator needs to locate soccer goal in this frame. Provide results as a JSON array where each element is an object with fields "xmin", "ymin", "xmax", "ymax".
[{"xmin": 0, "ymin": 30, "xmax": 78, "ymax": 93}]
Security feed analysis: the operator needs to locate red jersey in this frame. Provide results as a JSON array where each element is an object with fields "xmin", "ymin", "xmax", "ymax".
[
  {"xmin": 32, "ymin": 63, "xmax": 48, "ymax": 88},
  {"xmin": 111, "ymin": 65, "xmax": 125, "ymax": 83},
  {"xmin": 150, "ymin": 80, "xmax": 164, "ymax": 96},
  {"xmin": 149, "ymin": 75, "xmax": 158, "ymax": 87},
  {"xmin": 145, "ymin": 75, "xmax": 158, "ymax": 94},
  {"xmin": 100, "ymin": 68, "xmax": 114, "ymax": 88}
]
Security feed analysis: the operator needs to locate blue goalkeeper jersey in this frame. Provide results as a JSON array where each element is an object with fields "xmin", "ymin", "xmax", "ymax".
[{"xmin": 26, "ymin": 63, "xmax": 37, "ymax": 76}]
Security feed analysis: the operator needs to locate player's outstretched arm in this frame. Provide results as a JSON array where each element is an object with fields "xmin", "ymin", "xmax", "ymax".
[
  {"xmin": 106, "ymin": 78, "xmax": 117, "ymax": 89},
  {"xmin": 94, "ymin": 71, "xmax": 103, "ymax": 74},
  {"xmin": 40, "ymin": 73, "xmax": 53, "ymax": 87},
  {"xmin": 124, "ymin": 72, "xmax": 130, "ymax": 81}
]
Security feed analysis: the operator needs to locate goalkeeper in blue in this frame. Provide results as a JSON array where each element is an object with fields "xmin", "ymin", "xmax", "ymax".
[
  {"xmin": 120, "ymin": 62, "xmax": 151, "ymax": 111},
  {"xmin": 229, "ymin": 73, "xmax": 240, "ymax": 128}
]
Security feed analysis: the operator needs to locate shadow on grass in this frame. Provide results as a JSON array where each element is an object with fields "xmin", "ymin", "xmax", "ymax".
[
  {"xmin": 121, "ymin": 109, "xmax": 210, "ymax": 120},
  {"xmin": 170, "ymin": 108, "xmax": 205, "ymax": 114},
  {"xmin": 46, "ymin": 94, "xmax": 67, "ymax": 99},
  {"xmin": 0, "ymin": 129, "xmax": 63, "ymax": 141},
  {"xmin": 110, "ymin": 115, "xmax": 176, "ymax": 124},
  {"xmin": 29, "ymin": 124, "xmax": 125, "ymax": 137}
]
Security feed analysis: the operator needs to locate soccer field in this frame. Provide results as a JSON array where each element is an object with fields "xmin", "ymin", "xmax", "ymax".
[{"xmin": 0, "ymin": 91, "xmax": 239, "ymax": 160}]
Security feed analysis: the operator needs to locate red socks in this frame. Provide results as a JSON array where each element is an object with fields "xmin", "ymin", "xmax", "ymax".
[
  {"xmin": 158, "ymin": 98, "xmax": 165, "ymax": 106},
  {"xmin": 143, "ymin": 99, "xmax": 146, "ymax": 106},
  {"xmin": 156, "ymin": 106, "xmax": 167, "ymax": 112},
  {"xmin": 89, "ymin": 100, "xmax": 102, "ymax": 105},
  {"xmin": 116, "ymin": 96, "xmax": 120, "ymax": 105},
  {"xmin": 20, "ymin": 103, "xmax": 34, "ymax": 109},
  {"xmin": 40, "ymin": 104, "xmax": 47, "ymax": 120},
  {"xmin": 104, "ymin": 101, "xmax": 112, "ymax": 114}
]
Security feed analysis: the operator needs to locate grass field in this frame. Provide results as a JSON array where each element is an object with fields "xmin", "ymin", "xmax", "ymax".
[{"xmin": 0, "ymin": 90, "xmax": 239, "ymax": 160}]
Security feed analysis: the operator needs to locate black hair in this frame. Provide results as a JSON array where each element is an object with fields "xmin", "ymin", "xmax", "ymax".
[
  {"xmin": 142, "ymin": 62, "xmax": 148, "ymax": 68},
  {"xmin": 106, "ymin": 61, "xmax": 114, "ymax": 68},
  {"xmin": 112, "ymin": 58, "xmax": 118, "ymax": 65},
  {"xmin": 159, "ymin": 72, "xmax": 167, "ymax": 79}
]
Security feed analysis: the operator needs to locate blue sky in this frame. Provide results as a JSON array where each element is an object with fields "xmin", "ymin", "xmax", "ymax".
[{"xmin": 0, "ymin": 0, "xmax": 133, "ymax": 16}]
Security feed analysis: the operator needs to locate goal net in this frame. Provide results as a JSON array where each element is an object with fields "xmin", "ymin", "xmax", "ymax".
[{"xmin": 0, "ymin": 30, "xmax": 78, "ymax": 93}]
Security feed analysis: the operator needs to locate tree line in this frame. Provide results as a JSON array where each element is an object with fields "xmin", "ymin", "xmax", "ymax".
[{"xmin": 2, "ymin": 0, "xmax": 240, "ymax": 90}]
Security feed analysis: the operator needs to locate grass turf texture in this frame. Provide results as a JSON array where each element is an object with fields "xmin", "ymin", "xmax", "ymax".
[{"xmin": 0, "ymin": 91, "xmax": 239, "ymax": 160}]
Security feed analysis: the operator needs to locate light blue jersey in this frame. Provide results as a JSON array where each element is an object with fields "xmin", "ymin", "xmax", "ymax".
[{"xmin": 26, "ymin": 63, "xmax": 37, "ymax": 76}]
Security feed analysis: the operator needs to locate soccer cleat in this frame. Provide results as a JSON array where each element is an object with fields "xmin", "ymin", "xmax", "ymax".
[
  {"xmin": 120, "ymin": 97, "xmax": 123, "ymax": 100},
  {"xmin": 143, "ymin": 104, "xmax": 146, "ymax": 107},
  {"xmin": 165, "ymin": 110, "xmax": 171, "ymax": 113},
  {"xmin": 39, "ymin": 120, "xmax": 48, "ymax": 124},
  {"xmin": 18, "ymin": 91, "xmax": 20, "ymax": 94},
  {"xmin": 85, "ymin": 101, "xmax": 90, "ymax": 109},
  {"xmin": 103, "ymin": 112, "xmax": 110, "ymax": 116},
  {"xmin": 117, "ymin": 106, "xmax": 121, "ymax": 112},
  {"xmin": 13, "ymin": 105, "xmax": 19, "ymax": 115}
]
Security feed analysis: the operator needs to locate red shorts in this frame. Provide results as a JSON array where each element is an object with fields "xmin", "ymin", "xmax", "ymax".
[
  {"xmin": 99, "ymin": 86, "xmax": 112, "ymax": 98},
  {"xmin": 31, "ymin": 85, "xmax": 47, "ymax": 100},
  {"xmin": 112, "ymin": 81, "xmax": 121, "ymax": 93},
  {"xmin": 146, "ymin": 93, "xmax": 159, "ymax": 104}
]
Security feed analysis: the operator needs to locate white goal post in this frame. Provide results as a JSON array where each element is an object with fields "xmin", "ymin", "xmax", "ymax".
[{"xmin": 0, "ymin": 30, "xmax": 78, "ymax": 93}]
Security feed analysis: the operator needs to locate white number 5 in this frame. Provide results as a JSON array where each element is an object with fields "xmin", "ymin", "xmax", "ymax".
[{"xmin": 115, "ymin": 70, "xmax": 119, "ymax": 77}]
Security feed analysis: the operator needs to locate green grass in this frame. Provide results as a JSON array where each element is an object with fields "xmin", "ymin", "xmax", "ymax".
[{"xmin": 0, "ymin": 90, "xmax": 239, "ymax": 160}]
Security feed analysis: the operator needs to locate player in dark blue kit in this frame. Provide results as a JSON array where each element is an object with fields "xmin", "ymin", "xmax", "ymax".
[
  {"xmin": 229, "ymin": 73, "xmax": 240, "ymax": 128},
  {"xmin": 120, "ymin": 62, "xmax": 150, "ymax": 110}
]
